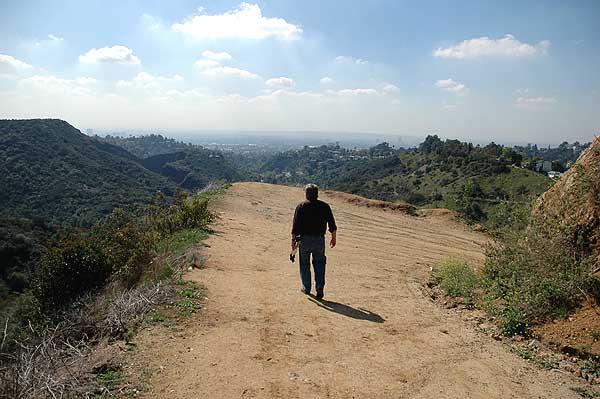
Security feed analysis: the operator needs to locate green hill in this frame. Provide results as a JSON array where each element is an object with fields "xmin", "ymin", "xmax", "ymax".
[
  {"xmin": 97, "ymin": 135, "xmax": 246, "ymax": 190},
  {"xmin": 255, "ymin": 137, "xmax": 553, "ymax": 227},
  {"xmin": 141, "ymin": 149, "xmax": 244, "ymax": 190},
  {"xmin": 97, "ymin": 134, "xmax": 194, "ymax": 158},
  {"xmin": 0, "ymin": 119, "xmax": 177, "ymax": 227},
  {"xmin": 0, "ymin": 119, "xmax": 181, "ymax": 301}
]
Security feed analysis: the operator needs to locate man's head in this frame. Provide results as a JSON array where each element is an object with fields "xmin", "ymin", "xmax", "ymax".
[{"xmin": 305, "ymin": 184, "xmax": 319, "ymax": 201}]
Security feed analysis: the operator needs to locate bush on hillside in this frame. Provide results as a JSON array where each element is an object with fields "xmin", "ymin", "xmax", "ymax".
[
  {"xmin": 435, "ymin": 258, "xmax": 479, "ymax": 303},
  {"xmin": 33, "ymin": 238, "xmax": 111, "ymax": 311},
  {"xmin": 150, "ymin": 190, "xmax": 215, "ymax": 237},
  {"xmin": 483, "ymin": 217, "xmax": 599, "ymax": 334},
  {"xmin": 92, "ymin": 208, "xmax": 157, "ymax": 287},
  {"xmin": 31, "ymin": 190, "xmax": 216, "ymax": 314}
]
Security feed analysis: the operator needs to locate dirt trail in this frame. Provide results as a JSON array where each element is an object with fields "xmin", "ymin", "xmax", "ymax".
[{"xmin": 134, "ymin": 182, "xmax": 581, "ymax": 398}]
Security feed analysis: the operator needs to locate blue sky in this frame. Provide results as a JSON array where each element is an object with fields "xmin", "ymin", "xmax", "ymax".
[{"xmin": 0, "ymin": 0, "xmax": 598, "ymax": 143}]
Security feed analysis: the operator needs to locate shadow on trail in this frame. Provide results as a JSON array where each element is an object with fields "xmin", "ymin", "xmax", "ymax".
[{"xmin": 308, "ymin": 297, "xmax": 385, "ymax": 323}]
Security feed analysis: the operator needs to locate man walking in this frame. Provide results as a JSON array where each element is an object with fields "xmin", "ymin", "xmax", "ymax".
[{"xmin": 291, "ymin": 184, "xmax": 337, "ymax": 299}]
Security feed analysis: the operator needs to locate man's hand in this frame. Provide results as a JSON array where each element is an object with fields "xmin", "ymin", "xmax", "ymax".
[
  {"xmin": 330, "ymin": 231, "xmax": 337, "ymax": 248},
  {"xmin": 291, "ymin": 238, "xmax": 298, "ymax": 251}
]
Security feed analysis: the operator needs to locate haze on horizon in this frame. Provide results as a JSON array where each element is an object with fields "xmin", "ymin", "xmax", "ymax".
[{"xmin": 0, "ymin": 0, "xmax": 598, "ymax": 144}]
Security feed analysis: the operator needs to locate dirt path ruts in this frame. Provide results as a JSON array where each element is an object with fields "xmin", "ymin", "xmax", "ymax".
[{"xmin": 133, "ymin": 182, "xmax": 580, "ymax": 398}]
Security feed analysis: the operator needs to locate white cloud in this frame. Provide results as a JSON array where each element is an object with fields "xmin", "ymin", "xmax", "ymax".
[
  {"xmin": 18, "ymin": 75, "xmax": 98, "ymax": 97},
  {"xmin": 433, "ymin": 34, "xmax": 551, "ymax": 59},
  {"xmin": 172, "ymin": 3, "xmax": 302, "ymax": 40},
  {"xmin": 48, "ymin": 34, "xmax": 64, "ymax": 42},
  {"xmin": 201, "ymin": 66, "xmax": 259, "ymax": 79},
  {"xmin": 117, "ymin": 72, "xmax": 183, "ymax": 89},
  {"xmin": 0, "ymin": 54, "xmax": 33, "ymax": 74},
  {"xmin": 194, "ymin": 59, "xmax": 220, "ymax": 68},
  {"xmin": 335, "ymin": 55, "xmax": 368, "ymax": 65},
  {"xmin": 382, "ymin": 83, "xmax": 399, "ymax": 93},
  {"xmin": 320, "ymin": 77, "xmax": 333, "ymax": 84},
  {"xmin": 515, "ymin": 96, "xmax": 557, "ymax": 109},
  {"xmin": 435, "ymin": 78, "xmax": 467, "ymax": 94},
  {"xmin": 202, "ymin": 50, "xmax": 232, "ymax": 61},
  {"xmin": 79, "ymin": 45, "xmax": 141, "ymax": 65},
  {"xmin": 266, "ymin": 77, "xmax": 295, "ymax": 88},
  {"xmin": 74, "ymin": 77, "xmax": 97, "ymax": 85},
  {"xmin": 337, "ymin": 88, "xmax": 378, "ymax": 96}
]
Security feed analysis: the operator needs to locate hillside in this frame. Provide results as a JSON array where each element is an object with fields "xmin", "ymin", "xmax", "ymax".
[
  {"xmin": 0, "ymin": 119, "xmax": 177, "ymax": 227},
  {"xmin": 0, "ymin": 119, "xmax": 177, "ymax": 300},
  {"xmin": 533, "ymin": 136, "xmax": 600, "ymax": 266},
  {"xmin": 98, "ymin": 135, "xmax": 246, "ymax": 190},
  {"xmin": 127, "ymin": 183, "xmax": 583, "ymax": 398},
  {"xmin": 477, "ymin": 138, "xmax": 600, "ymax": 360},
  {"xmin": 142, "ymin": 149, "xmax": 244, "ymax": 190},
  {"xmin": 94, "ymin": 134, "xmax": 554, "ymax": 227},
  {"xmin": 256, "ymin": 137, "xmax": 552, "ymax": 227},
  {"xmin": 97, "ymin": 134, "xmax": 195, "ymax": 158}
]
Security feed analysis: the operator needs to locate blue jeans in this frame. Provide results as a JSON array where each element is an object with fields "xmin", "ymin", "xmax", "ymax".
[{"xmin": 299, "ymin": 235, "xmax": 326, "ymax": 292}]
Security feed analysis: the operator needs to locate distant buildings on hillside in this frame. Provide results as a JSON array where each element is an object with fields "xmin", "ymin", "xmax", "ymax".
[
  {"xmin": 535, "ymin": 160, "xmax": 553, "ymax": 173},
  {"xmin": 547, "ymin": 171, "xmax": 563, "ymax": 179}
]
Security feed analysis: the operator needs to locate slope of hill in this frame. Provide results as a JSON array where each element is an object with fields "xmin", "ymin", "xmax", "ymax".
[
  {"xmin": 97, "ymin": 135, "xmax": 246, "ymax": 190},
  {"xmin": 477, "ymin": 137, "xmax": 600, "ymax": 356},
  {"xmin": 97, "ymin": 134, "xmax": 195, "ymax": 158},
  {"xmin": 0, "ymin": 119, "xmax": 176, "ymax": 227},
  {"xmin": 534, "ymin": 136, "xmax": 600, "ymax": 266},
  {"xmin": 0, "ymin": 119, "xmax": 180, "ymax": 301},
  {"xmin": 256, "ymin": 138, "xmax": 552, "ymax": 227},
  {"xmin": 142, "ymin": 149, "xmax": 244, "ymax": 190}
]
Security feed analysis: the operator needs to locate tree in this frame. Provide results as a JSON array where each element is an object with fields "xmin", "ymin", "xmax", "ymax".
[{"xmin": 419, "ymin": 135, "xmax": 443, "ymax": 154}]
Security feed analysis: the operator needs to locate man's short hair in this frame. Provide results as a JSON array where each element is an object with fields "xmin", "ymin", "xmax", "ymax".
[{"xmin": 305, "ymin": 184, "xmax": 319, "ymax": 200}]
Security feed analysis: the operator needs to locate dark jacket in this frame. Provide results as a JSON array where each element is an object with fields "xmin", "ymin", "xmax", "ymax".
[{"xmin": 291, "ymin": 199, "xmax": 337, "ymax": 237}]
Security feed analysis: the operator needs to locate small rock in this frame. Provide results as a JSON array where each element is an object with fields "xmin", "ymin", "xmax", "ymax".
[
  {"xmin": 558, "ymin": 362, "xmax": 575, "ymax": 373},
  {"xmin": 473, "ymin": 224, "xmax": 486, "ymax": 232},
  {"xmin": 491, "ymin": 333, "xmax": 502, "ymax": 341},
  {"xmin": 288, "ymin": 372, "xmax": 300, "ymax": 381},
  {"xmin": 528, "ymin": 339, "xmax": 540, "ymax": 349}
]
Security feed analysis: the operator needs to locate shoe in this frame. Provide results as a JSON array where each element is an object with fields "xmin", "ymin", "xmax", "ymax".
[
  {"xmin": 316, "ymin": 290, "xmax": 324, "ymax": 300},
  {"xmin": 301, "ymin": 288, "xmax": 311, "ymax": 295}
]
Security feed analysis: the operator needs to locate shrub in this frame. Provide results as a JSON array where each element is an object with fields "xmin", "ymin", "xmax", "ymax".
[
  {"xmin": 483, "ymin": 214, "xmax": 598, "ymax": 334},
  {"xmin": 150, "ymin": 192, "xmax": 214, "ymax": 237},
  {"xmin": 92, "ymin": 209, "xmax": 157, "ymax": 287},
  {"xmin": 31, "ymin": 189, "xmax": 217, "ymax": 313},
  {"xmin": 33, "ymin": 237, "xmax": 111, "ymax": 311},
  {"xmin": 435, "ymin": 258, "xmax": 479, "ymax": 301},
  {"xmin": 500, "ymin": 305, "xmax": 529, "ymax": 337}
]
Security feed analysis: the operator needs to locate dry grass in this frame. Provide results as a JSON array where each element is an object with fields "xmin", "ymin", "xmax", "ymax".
[{"xmin": 0, "ymin": 282, "xmax": 179, "ymax": 398}]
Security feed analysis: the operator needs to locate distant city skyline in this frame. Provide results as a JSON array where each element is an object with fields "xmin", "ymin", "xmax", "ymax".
[{"xmin": 1, "ymin": 0, "xmax": 599, "ymax": 143}]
